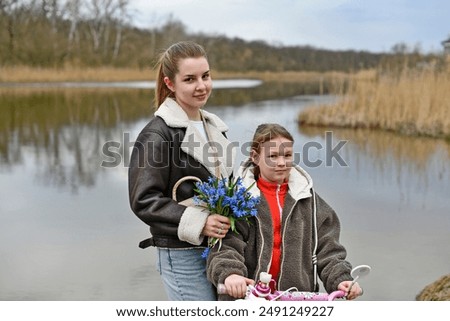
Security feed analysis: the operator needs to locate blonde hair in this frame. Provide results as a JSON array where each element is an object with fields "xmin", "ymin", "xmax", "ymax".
[
  {"xmin": 154, "ymin": 41, "xmax": 208, "ymax": 108},
  {"xmin": 246, "ymin": 123, "xmax": 294, "ymax": 178}
]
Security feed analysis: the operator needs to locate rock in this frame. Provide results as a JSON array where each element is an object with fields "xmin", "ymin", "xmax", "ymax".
[{"xmin": 416, "ymin": 274, "xmax": 450, "ymax": 301}]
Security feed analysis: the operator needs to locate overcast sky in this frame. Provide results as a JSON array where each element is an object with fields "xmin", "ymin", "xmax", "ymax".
[{"xmin": 129, "ymin": 0, "xmax": 450, "ymax": 53}]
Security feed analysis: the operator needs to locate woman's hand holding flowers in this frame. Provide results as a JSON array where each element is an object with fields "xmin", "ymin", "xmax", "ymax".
[{"xmin": 202, "ymin": 214, "xmax": 231, "ymax": 239}]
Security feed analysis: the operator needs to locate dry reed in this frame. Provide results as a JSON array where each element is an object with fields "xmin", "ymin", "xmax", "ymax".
[
  {"xmin": 0, "ymin": 66, "xmax": 155, "ymax": 82},
  {"xmin": 298, "ymin": 66, "xmax": 450, "ymax": 138}
]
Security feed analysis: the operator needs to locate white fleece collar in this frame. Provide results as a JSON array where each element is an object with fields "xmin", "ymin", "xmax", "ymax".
[
  {"xmin": 154, "ymin": 98, "xmax": 229, "ymax": 132},
  {"xmin": 154, "ymin": 98, "xmax": 234, "ymax": 178}
]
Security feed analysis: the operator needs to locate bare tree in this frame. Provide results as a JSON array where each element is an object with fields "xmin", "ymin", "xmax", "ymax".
[
  {"xmin": 112, "ymin": 0, "xmax": 129, "ymax": 59},
  {"xmin": 41, "ymin": 0, "xmax": 61, "ymax": 63},
  {"xmin": 64, "ymin": 0, "xmax": 81, "ymax": 51},
  {"xmin": 85, "ymin": 0, "xmax": 116, "ymax": 54}
]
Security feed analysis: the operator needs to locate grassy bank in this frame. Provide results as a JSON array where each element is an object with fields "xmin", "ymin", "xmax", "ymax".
[{"xmin": 298, "ymin": 66, "xmax": 450, "ymax": 139}]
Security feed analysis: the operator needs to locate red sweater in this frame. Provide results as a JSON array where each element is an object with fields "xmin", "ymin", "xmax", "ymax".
[{"xmin": 257, "ymin": 178, "xmax": 288, "ymax": 282}]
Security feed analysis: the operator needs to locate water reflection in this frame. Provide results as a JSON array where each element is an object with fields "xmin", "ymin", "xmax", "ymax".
[
  {"xmin": 0, "ymin": 89, "xmax": 150, "ymax": 192},
  {"xmin": 299, "ymin": 126, "xmax": 450, "ymax": 201}
]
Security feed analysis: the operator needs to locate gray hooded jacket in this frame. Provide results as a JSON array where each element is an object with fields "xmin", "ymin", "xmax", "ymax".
[{"xmin": 206, "ymin": 164, "xmax": 352, "ymax": 300}]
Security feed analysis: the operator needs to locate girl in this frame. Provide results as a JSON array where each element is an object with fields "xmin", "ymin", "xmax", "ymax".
[
  {"xmin": 206, "ymin": 123, "xmax": 363, "ymax": 300},
  {"xmin": 128, "ymin": 41, "xmax": 234, "ymax": 300}
]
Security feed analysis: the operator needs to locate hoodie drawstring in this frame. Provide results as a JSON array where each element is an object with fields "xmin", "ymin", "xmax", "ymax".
[{"xmin": 311, "ymin": 188, "xmax": 319, "ymax": 292}]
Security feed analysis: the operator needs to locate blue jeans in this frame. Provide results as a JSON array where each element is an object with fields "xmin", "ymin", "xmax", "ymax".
[{"xmin": 156, "ymin": 247, "xmax": 217, "ymax": 301}]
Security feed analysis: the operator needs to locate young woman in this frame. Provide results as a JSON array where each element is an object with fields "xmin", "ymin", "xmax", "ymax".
[
  {"xmin": 128, "ymin": 41, "xmax": 234, "ymax": 300},
  {"xmin": 206, "ymin": 123, "xmax": 363, "ymax": 300}
]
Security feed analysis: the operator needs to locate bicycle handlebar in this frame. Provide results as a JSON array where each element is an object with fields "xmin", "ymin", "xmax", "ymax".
[
  {"xmin": 217, "ymin": 266, "xmax": 370, "ymax": 301},
  {"xmin": 217, "ymin": 283, "xmax": 346, "ymax": 301}
]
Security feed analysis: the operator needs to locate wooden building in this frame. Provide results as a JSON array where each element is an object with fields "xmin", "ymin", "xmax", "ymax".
[{"xmin": 442, "ymin": 37, "xmax": 450, "ymax": 55}]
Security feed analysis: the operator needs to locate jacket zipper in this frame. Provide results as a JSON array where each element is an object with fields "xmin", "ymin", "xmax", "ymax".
[
  {"xmin": 269, "ymin": 184, "xmax": 283, "ymax": 283},
  {"xmin": 255, "ymin": 185, "xmax": 281, "ymax": 282},
  {"xmin": 277, "ymin": 199, "xmax": 299, "ymax": 290},
  {"xmin": 276, "ymin": 184, "xmax": 283, "ymax": 219}
]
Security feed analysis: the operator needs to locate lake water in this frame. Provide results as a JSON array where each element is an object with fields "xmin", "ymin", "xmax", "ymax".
[{"xmin": 0, "ymin": 81, "xmax": 449, "ymax": 301}]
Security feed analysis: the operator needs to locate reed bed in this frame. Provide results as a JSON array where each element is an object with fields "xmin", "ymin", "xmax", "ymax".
[
  {"xmin": 298, "ymin": 66, "xmax": 450, "ymax": 138},
  {"xmin": 0, "ymin": 66, "xmax": 155, "ymax": 83}
]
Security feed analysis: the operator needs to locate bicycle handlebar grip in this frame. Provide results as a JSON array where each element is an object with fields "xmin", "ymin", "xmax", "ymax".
[{"xmin": 328, "ymin": 290, "xmax": 346, "ymax": 301}]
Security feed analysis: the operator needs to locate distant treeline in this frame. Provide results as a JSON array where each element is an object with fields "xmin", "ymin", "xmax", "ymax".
[{"xmin": 0, "ymin": 0, "xmax": 442, "ymax": 72}]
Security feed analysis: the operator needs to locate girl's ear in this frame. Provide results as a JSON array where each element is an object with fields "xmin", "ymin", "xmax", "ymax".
[
  {"xmin": 250, "ymin": 150, "xmax": 260, "ymax": 165},
  {"xmin": 164, "ymin": 76, "xmax": 175, "ymax": 92}
]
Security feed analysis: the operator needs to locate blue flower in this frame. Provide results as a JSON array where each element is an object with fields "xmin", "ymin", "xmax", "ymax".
[
  {"xmin": 201, "ymin": 247, "xmax": 211, "ymax": 259},
  {"xmin": 194, "ymin": 176, "xmax": 260, "ymax": 258}
]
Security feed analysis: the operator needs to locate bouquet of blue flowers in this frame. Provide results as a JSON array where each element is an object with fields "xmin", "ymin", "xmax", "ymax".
[{"xmin": 193, "ymin": 176, "xmax": 260, "ymax": 258}]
